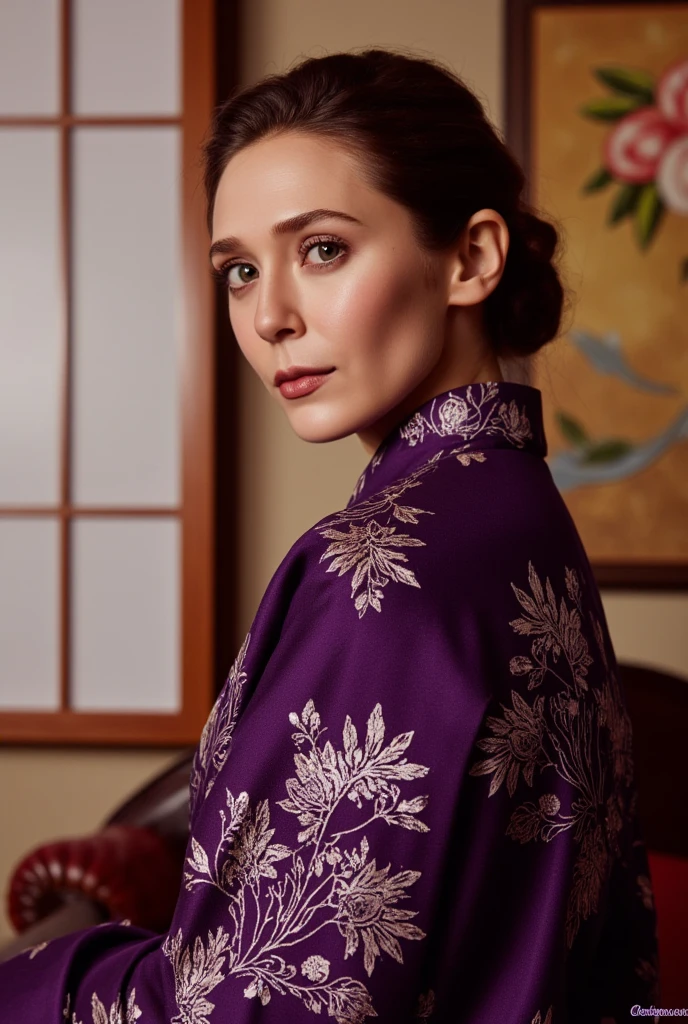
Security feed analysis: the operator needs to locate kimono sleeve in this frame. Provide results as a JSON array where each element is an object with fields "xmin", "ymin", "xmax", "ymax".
[{"xmin": 1, "ymin": 527, "xmax": 586, "ymax": 1023}]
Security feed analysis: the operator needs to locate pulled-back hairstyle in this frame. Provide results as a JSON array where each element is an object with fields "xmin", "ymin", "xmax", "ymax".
[{"xmin": 203, "ymin": 47, "xmax": 569, "ymax": 359}]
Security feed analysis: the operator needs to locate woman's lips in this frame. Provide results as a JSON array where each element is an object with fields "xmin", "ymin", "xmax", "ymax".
[{"xmin": 278, "ymin": 370, "xmax": 335, "ymax": 399}]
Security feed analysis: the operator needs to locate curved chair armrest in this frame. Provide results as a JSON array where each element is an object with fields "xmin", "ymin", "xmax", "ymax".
[
  {"xmin": 0, "ymin": 891, "xmax": 108, "ymax": 964},
  {"xmin": 5, "ymin": 749, "xmax": 195, "ymax": 941},
  {"xmin": 7, "ymin": 824, "xmax": 183, "ymax": 936}
]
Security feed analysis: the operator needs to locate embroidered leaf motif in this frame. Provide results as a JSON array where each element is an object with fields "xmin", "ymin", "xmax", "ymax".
[
  {"xmin": 469, "ymin": 560, "xmax": 645, "ymax": 949},
  {"xmin": 162, "ymin": 927, "xmax": 232, "ymax": 1024},
  {"xmin": 63, "ymin": 988, "xmax": 143, "ymax": 1024},
  {"xmin": 178, "ymin": 701, "xmax": 430, "ymax": 1020},
  {"xmin": 323, "ymin": 446, "xmax": 486, "ymax": 618},
  {"xmin": 190, "ymin": 632, "xmax": 251, "ymax": 817}
]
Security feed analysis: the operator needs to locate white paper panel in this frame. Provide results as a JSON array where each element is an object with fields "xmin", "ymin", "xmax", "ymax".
[
  {"xmin": 71, "ymin": 127, "xmax": 181, "ymax": 506},
  {"xmin": 0, "ymin": 129, "xmax": 62, "ymax": 505},
  {"xmin": 0, "ymin": 518, "xmax": 61, "ymax": 710},
  {"xmin": 0, "ymin": 0, "xmax": 60, "ymax": 115},
  {"xmin": 71, "ymin": 517, "xmax": 180, "ymax": 711},
  {"xmin": 72, "ymin": 0, "xmax": 181, "ymax": 115}
]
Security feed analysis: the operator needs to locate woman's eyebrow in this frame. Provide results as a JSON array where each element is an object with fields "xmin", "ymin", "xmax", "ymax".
[{"xmin": 209, "ymin": 208, "xmax": 363, "ymax": 260}]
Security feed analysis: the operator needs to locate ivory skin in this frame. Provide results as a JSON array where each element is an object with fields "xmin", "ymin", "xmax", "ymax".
[{"xmin": 209, "ymin": 131, "xmax": 509, "ymax": 456}]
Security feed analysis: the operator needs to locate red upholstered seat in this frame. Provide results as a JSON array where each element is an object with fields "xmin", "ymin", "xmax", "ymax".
[
  {"xmin": 620, "ymin": 662, "xmax": 688, "ymax": 1005},
  {"xmin": 646, "ymin": 850, "xmax": 688, "ymax": 1004}
]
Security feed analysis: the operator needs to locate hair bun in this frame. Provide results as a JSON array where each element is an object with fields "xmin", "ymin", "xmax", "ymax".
[{"xmin": 482, "ymin": 207, "xmax": 566, "ymax": 359}]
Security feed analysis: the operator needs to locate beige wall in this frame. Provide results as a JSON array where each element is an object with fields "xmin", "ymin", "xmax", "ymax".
[{"xmin": 2, "ymin": 0, "xmax": 686, "ymax": 945}]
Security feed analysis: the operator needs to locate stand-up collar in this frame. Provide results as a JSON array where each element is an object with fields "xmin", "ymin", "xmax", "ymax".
[{"xmin": 346, "ymin": 380, "xmax": 547, "ymax": 507}]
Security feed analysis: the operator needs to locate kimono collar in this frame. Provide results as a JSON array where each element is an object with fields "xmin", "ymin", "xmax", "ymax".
[{"xmin": 346, "ymin": 379, "xmax": 547, "ymax": 507}]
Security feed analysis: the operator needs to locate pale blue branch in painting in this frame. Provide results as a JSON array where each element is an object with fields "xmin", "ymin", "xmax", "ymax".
[
  {"xmin": 548, "ymin": 404, "xmax": 688, "ymax": 492},
  {"xmin": 547, "ymin": 328, "xmax": 688, "ymax": 492},
  {"xmin": 567, "ymin": 329, "xmax": 680, "ymax": 396}
]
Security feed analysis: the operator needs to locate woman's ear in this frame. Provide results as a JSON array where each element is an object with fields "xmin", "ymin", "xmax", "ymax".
[{"xmin": 446, "ymin": 208, "xmax": 509, "ymax": 307}]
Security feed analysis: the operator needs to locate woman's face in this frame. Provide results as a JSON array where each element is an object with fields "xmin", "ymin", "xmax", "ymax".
[{"xmin": 209, "ymin": 131, "xmax": 504, "ymax": 454}]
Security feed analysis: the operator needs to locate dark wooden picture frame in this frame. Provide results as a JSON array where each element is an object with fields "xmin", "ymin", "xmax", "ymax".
[{"xmin": 505, "ymin": 0, "xmax": 688, "ymax": 589}]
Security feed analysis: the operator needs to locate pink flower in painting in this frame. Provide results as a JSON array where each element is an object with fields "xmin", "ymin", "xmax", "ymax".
[
  {"xmin": 656, "ymin": 135, "xmax": 688, "ymax": 214},
  {"xmin": 656, "ymin": 57, "xmax": 688, "ymax": 129},
  {"xmin": 603, "ymin": 106, "xmax": 683, "ymax": 184}
]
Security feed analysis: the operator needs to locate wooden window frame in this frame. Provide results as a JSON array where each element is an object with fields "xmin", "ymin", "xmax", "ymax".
[{"xmin": 0, "ymin": 0, "xmax": 226, "ymax": 746}]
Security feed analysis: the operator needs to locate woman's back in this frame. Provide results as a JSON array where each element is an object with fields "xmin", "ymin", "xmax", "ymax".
[{"xmin": 2, "ymin": 380, "xmax": 658, "ymax": 1023}]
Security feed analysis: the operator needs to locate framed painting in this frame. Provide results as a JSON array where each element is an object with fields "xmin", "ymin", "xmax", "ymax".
[{"xmin": 505, "ymin": 0, "xmax": 688, "ymax": 588}]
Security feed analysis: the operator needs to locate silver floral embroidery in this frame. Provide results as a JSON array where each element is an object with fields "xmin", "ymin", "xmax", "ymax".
[
  {"xmin": 62, "ymin": 989, "xmax": 142, "ymax": 1024},
  {"xmin": 162, "ymin": 927, "xmax": 232, "ymax": 1024},
  {"xmin": 399, "ymin": 382, "xmax": 533, "ymax": 451},
  {"xmin": 469, "ymin": 560, "xmax": 642, "ymax": 948},
  {"xmin": 189, "ymin": 632, "xmax": 251, "ymax": 817},
  {"xmin": 320, "ymin": 447, "xmax": 486, "ymax": 618},
  {"xmin": 531, "ymin": 1008, "xmax": 553, "ymax": 1024},
  {"xmin": 348, "ymin": 381, "xmax": 532, "ymax": 503},
  {"xmin": 175, "ymin": 699, "xmax": 430, "ymax": 1022}
]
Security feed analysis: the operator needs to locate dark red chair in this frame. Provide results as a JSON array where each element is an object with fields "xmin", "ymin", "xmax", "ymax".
[
  {"xmin": 619, "ymin": 662, "xmax": 688, "ymax": 1006},
  {"xmin": 1, "ymin": 749, "xmax": 194, "ymax": 961}
]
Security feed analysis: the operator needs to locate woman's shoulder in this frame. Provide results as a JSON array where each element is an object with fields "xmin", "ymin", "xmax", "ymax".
[{"xmin": 257, "ymin": 442, "xmax": 584, "ymax": 637}]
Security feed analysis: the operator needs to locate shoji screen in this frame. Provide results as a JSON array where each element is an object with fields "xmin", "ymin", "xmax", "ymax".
[{"xmin": 0, "ymin": 0, "xmax": 217, "ymax": 744}]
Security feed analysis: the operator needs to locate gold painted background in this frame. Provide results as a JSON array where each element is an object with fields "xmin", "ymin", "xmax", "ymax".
[{"xmin": 532, "ymin": 5, "xmax": 688, "ymax": 562}]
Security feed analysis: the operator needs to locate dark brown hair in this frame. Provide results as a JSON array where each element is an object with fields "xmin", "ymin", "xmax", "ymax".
[{"xmin": 203, "ymin": 47, "xmax": 569, "ymax": 359}]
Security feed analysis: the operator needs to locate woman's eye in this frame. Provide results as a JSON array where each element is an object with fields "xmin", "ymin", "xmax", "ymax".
[
  {"xmin": 227, "ymin": 264, "xmax": 256, "ymax": 288},
  {"xmin": 223, "ymin": 238, "xmax": 346, "ymax": 293},
  {"xmin": 304, "ymin": 240, "xmax": 343, "ymax": 264}
]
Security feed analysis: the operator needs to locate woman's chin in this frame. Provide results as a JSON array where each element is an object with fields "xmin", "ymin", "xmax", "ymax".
[{"xmin": 284, "ymin": 408, "xmax": 359, "ymax": 445}]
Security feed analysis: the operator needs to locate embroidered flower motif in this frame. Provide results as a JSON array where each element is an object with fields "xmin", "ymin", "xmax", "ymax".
[
  {"xmin": 468, "ymin": 690, "xmax": 547, "ymax": 798},
  {"xmin": 539, "ymin": 793, "xmax": 561, "ymax": 816},
  {"xmin": 301, "ymin": 955, "xmax": 331, "ymax": 982},
  {"xmin": 333, "ymin": 858, "xmax": 426, "ymax": 977},
  {"xmin": 400, "ymin": 412, "xmax": 427, "ymax": 446},
  {"xmin": 437, "ymin": 395, "xmax": 469, "ymax": 434},
  {"xmin": 469, "ymin": 560, "xmax": 654, "ymax": 949},
  {"xmin": 393, "ymin": 382, "xmax": 533, "ymax": 453},
  {"xmin": 179, "ymin": 700, "xmax": 430, "ymax": 1020},
  {"xmin": 347, "ymin": 381, "xmax": 538, "ymax": 507},
  {"xmin": 531, "ymin": 1008, "xmax": 553, "ymax": 1024}
]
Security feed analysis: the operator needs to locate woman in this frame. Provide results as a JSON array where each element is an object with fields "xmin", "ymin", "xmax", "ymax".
[{"xmin": 1, "ymin": 47, "xmax": 659, "ymax": 1023}]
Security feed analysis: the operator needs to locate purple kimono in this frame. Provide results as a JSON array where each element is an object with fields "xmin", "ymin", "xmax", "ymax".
[{"xmin": 2, "ymin": 380, "xmax": 660, "ymax": 1022}]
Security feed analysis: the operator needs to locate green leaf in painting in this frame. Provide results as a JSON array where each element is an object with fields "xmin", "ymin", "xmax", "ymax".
[
  {"xmin": 556, "ymin": 411, "xmax": 590, "ymax": 448},
  {"xmin": 593, "ymin": 66, "xmax": 655, "ymax": 104},
  {"xmin": 635, "ymin": 183, "xmax": 664, "ymax": 249},
  {"xmin": 580, "ymin": 439, "xmax": 634, "ymax": 464},
  {"xmin": 579, "ymin": 95, "xmax": 642, "ymax": 121},
  {"xmin": 581, "ymin": 167, "xmax": 614, "ymax": 194},
  {"xmin": 608, "ymin": 183, "xmax": 644, "ymax": 225}
]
